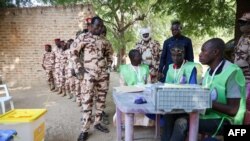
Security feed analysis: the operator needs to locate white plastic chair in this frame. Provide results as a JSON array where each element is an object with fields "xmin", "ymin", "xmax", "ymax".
[{"xmin": 0, "ymin": 84, "xmax": 14, "ymax": 114}]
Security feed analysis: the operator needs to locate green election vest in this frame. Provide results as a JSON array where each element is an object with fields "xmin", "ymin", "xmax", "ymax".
[
  {"xmin": 165, "ymin": 62, "xmax": 201, "ymax": 84},
  {"xmin": 201, "ymin": 61, "xmax": 246, "ymax": 126},
  {"xmin": 119, "ymin": 64, "xmax": 149, "ymax": 86}
]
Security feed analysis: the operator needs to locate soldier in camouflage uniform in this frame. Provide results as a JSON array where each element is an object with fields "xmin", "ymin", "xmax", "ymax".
[
  {"xmin": 42, "ymin": 44, "xmax": 55, "ymax": 90},
  {"xmin": 71, "ymin": 16, "xmax": 113, "ymax": 141},
  {"xmin": 69, "ymin": 49, "xmax": 83, "ymax": 106},
  {"xmin": 234, "ymin": 12, "xmax": 250, "ymax": 110},
  {"xmin": 65, "ymin": 39, "xmax": 75, "ymax": 99},
  {"xmin": 58, "ymin": 40, "xmax": 68, "ymax": 96},
  {"xmin": 135, "ymin": 27, "xmax": 161, "ymax": 83},
  {"xmin": 53, "ymin": 38, "xmax": 62, "ymax": 92}
]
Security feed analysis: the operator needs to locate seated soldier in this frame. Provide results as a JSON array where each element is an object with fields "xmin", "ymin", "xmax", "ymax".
[
  {"xmin": 113, "ymin": 49, "xmax": 154, "ymax": 127},
  {"xmin": 161, "ymin": 38, "xmax": 246, "ymax": 141}
]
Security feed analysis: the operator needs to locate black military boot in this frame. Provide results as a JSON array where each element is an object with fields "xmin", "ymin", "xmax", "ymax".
[
  {"xmin": 102, "ymin": 111, "xmax": 109, "ymax": 125},
  {"xmin": 94, "ymin": 123, "xmax": 109, "ymax": 133},
  {"xmin": 77, "ymin": 132, "xmax": 88, "ymax": 141}
]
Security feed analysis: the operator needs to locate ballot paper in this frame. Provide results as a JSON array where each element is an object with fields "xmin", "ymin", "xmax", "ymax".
[{"xmin": 113, "ymin": 86, "xmax": 145, "ymax": 93}]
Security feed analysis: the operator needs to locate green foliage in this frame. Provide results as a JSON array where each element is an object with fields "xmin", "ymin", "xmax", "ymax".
[
  {"xmin": 45, "ymin": 0, "xmax": 235, "ymax": 56},
  {"xmin": 151, "ymin": 0, "xmax": 236, "ymax": 37},
  {"xmin": 0, "ymin": 0, "xmax": 32, "ymax": 7},
  {"xmin": 5, "ymin": 0, "xmax": 236, "ymax": 56}
]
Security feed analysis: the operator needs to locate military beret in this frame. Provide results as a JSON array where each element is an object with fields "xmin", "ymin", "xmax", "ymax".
[
  {"xmin": 45, "ymin": 44, "xmax": 51, "ymax": 47},
  {"xmin": 54, "ymin": 38, "xmax": 61, "ymax": 42}
]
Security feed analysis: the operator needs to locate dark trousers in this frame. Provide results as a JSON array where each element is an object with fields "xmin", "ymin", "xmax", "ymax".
[{"xmin": 161, "ymin": 114, "xmax": 230, "ymax": 141}]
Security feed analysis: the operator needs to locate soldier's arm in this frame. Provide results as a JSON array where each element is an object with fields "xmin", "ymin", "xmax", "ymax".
[
  {"xmin": 154, "ymin": 41, "xmax": 161, "ymax": 70},
  {"xmin": 70, "ymin": 33, "xmax": 87, "ymax": 53},
  {"xmin": 42, "ymin": 54, "xmax": 45, "ymax": 70},
  {"xmin": 51, "ymin": 52, "xmax": 55, "ymax": 65},
  {"xmin": 72, "ymin": 55, "xmax": 82, "ymax": 73},
  {"xmin": 105, "ymin": 40, "xmax": 114, "ymax": 68},
  {"xmin": 135, "ymin": 42, "xmax": 142, "ymax": 53}
]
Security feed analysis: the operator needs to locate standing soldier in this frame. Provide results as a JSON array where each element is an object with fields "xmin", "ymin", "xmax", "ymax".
[
  {"xmin": 70, "ymin": 50, "xmax": 83, "ymax": 106},
  {"xmin": 99, "ymin": 25, "xmax": 112, "ymax": 125},
  {"xmin": 71, "ymin": 16, "xmax": 113, "ymax": 141},
  {"xmin": 64, "ymin": 39, "xmax": 74, "ymax": 99},
  {"xmin": 234, "ymin": 12, "xmax": 250, "ymax": 111},
  {"xmin": 135, "ymin": 27, "xmax": 161, "ymax": 83},
  {"xmin": 58, "ymin": 40, "xmax": 67, "ymax": 96},
  {"xmin": 53, "ymin": 38, "xmax": 62, "ymax": 92},
  {"xmin": 42, "ymin": 44, "xmax": 55, "ymax": 90}
]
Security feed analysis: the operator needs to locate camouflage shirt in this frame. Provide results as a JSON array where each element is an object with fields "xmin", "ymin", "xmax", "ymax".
[
  {"xmin": 135, "ymin": 38, "xmax": 161, "ymax": 70},
  {"xmin": 71, "ymin": 32, "xmax": 113, "ymax": 71},
  {"xmin": 54, "ymin": 48, "xmax": 62, "ymax": 68},
  {"xmin": 235, "ymin": 35, "xmax": 250, "ymax": 67},
  {"xmin": 234, "ymin": 34, "xmax": 250, "ymax": 83},
  {"xmin": 60, "ymin": 49, "xmax": 68, "ymax": 69},
  {"xmin": 42, "ymin": 52, "xmax": 55, "ymax": 70}
]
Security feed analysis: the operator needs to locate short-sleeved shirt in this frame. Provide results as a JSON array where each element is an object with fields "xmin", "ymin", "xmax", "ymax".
[{"xmin": 208, "ymin": 60, "xmax": 241, "ymax": 98}]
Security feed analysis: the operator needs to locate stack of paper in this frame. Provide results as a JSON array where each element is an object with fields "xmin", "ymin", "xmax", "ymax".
[{"xmin": 113, "ymin": 86, "xmax": 145, "ymax": 93}]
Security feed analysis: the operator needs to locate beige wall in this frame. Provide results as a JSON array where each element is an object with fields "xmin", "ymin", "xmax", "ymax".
[{"xmin": 0, "ymin": 4, "xmax": 95, "ymax": 87}]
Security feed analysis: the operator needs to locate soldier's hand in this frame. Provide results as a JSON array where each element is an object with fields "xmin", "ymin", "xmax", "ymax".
[
  {"xmin": 106, "ymin": 67, "xmax": 111, "ymax": 73},
  {"xmin": 78, "ymin": 67, "xmax": 86, "ymax": 74},
  {"xmin": 71, "ymin": 69, "xmax": 76, "ymax": 76},
  {"xmin": 62, "ymin": 70, "xmax": 65, "ymax": 76},
  {"xmin": 149, "ymin": 64, "xmax": 154, "ymax": 69},
  {"xmin": 42, "ymin": 64, "xmax": 45, "ymax": 70},
  {"xmin": 157, "ymin": 72, "xmax": 164, "ymax": 80},
  {"xmin": 76, "ymin": 67, "xmax": 84, "ymax": 80}
]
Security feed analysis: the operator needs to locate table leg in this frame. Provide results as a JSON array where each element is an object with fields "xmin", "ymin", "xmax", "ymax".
[
  {"xmin": 116, "ymin": 107, "xmax": 122, "ymax": 141},
  {"xmin": 125, "ymin": 113, "xmax": 134, "ymax": 141},
  {"xmin": 189, "ymin": 112, "xmax": 199, "ymax": 141},
  {"xmin": 155, "ymin": 114, "xmax": 161, "ymax": 138}
]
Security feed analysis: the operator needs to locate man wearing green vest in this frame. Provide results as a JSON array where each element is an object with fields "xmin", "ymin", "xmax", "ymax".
[
  {"xmin": 161, "ymin": 44, "xmax": 202, "ymax": 141},
  {"xmin": 165, "ymin": 44, "xmax": 202, "ymax": 84},
  {"xmin": 113, "ymin": 49, "xmax": 154, "ymax": 126},
  {"xmin": 161, "ymin": 38, "xmax": 246, "ymax": 141},
  {"xmin": 119, "ymin": 49, "xmax": 150, "ymax": 86},
  {"xmin": 199, "ymin": 38, "xmax": 246, "ymax": 137}
]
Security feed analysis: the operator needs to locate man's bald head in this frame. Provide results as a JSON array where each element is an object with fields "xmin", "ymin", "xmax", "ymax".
[
  {"xmin": 203, "ymin": 38, "xmax": 225, "ymax": 54},
  {"xmin": 199, "ymin": 38, "xmax": 225, "ymax": 65}
]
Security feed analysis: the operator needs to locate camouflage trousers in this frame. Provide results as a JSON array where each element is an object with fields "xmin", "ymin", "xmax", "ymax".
[
  {"xmin": 65, "ymin": 69, "xmax": 72, "ymax": 93},
  {"xmin": 66, "ymin": 75, "xmax": 82, "ymax": 102},
  {"xmin": 81, "ymin": 69, "xmax": 109, "ymax": 132},
  {"xmin": 54, "ymin": 63, "xmax": 61, "ymax": 88},
  {"xmin": 45, "ymin": 69, "xmax": 54, "ymax": 85},
  {"xmin": 75, "ymin": 78, "xmax": 82, "ymax": 103},
  {"xmin": 59, "ymin": 72, "xmax": 66, "ymax": 90}
]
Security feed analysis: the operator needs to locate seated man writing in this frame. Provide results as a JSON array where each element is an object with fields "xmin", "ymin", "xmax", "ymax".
[
  {"xmin": 113, "ymin": 49, "xmax": 154, "ymax": 126},
  {"xmin": 161, "ymin": 38, "xmax": 246, "ymax": 141}
]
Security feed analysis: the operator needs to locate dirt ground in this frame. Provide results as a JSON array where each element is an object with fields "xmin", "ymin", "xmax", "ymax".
[{"xmin": 5, "ymin": 72, "xmax": 159, "ymax": 141}]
